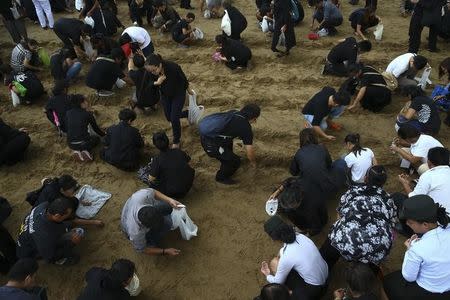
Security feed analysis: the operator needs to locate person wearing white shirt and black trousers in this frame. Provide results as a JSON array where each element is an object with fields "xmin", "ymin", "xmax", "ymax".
[
  {"xmin": 384, "ymin": 195, "xmax": 450, "ymax": 299},
  {"xmin": 260, "ymin": 216, "xmax": 328, "ymax": 299},
  {"xmin": 385, "ymin": 53, "xmax": 428, "ymax": 90}
]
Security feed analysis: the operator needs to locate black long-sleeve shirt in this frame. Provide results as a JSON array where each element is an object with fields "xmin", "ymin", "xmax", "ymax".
[
  {"xmin": 103, "ymin": 121, "xmax": 144, "ymax": 165},
  {"xmin": 54, "ymin": 18, "xmax": 85, "ymax": 47},
  {"xmin": 160, "ymin": 60, "xmax": 188, "ymax": 98},
  {"xmin": 66, "ymin": 107, "xmax": 105, "ymax": 143},
  {"xmin": 0, "ymin": 119, "xmax": 21, "ymax": 148}
]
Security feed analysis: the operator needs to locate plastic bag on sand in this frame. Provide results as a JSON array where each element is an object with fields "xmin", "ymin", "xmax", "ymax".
[
  {"xmin": 171, "ymin": 207, "xmax": 198, "ymax": 240},
  {"xmin": 373, "ymin": 23, "xmax": 383, "ymax": 41},
  {"xmin": 11, "ymin": 90, "xmax": 20, "ymax": 107},
  {"xmin": 261, "ymin": 18, "xmax": 269, "ymax": 33},
  {"xmin": 75, "ymin": 185, "xmax": 112, "ymax": 219},
  {"xmin": 188, "ymin": 90, "xmax": 204, "ymax": 125}
]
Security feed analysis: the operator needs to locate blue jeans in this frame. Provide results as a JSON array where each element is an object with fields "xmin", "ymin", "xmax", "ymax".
[
  {"xmin": 66, "ymin": 62, "xmax": 82, "ymax": 81},
  {"xmin": 303, "ymin": 106, "xmax": 346, "ymax": 130}
]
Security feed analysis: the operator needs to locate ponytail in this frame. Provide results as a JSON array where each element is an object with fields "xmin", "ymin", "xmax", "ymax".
[
  {"xmin": 345, "ymin": 133, "xmax": 365, "ymax": 156},
  {"xmin": 437, "ymin": 204, "xmax": 450, "ymax": 228}
]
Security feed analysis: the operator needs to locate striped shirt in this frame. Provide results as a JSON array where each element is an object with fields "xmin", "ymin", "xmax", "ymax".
[{"xmin": 10, "ymin": 43, "xmax": 32, "ymax": 73}]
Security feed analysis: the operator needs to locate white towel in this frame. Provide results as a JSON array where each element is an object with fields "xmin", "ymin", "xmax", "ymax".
[{"xmin": 75, "ymin": 185, "xmax": 112, "ymax": 219}]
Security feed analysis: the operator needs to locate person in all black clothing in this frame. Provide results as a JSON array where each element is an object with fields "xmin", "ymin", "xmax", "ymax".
[
  {"xmin": 101, "ymin": 109, "xmax": 144, "ymax": 171},
  {"xmin": 0, "ymin": 197, "xmax": 15, "ymax": 275},
  {"xmin": 128, "ymin": 54, "xmax": 159, "ymax": 113},
  {"xmin": 144, "ymin": 54, "xmax": 193, "ymax": 148},
  {"xmin": 200, "ymin": 104, "xmax": 260, "ymax": 184},
  {"xmin": 215, "ymin": 35, "xmax": 252, "ymax": 70},
  {"xmin": 77, "ymin": 259, "xmax": 136, "ymax": 300},
  {"xmin": 172, "ymin": 13, "xmax": 196, "ymax": 46},
  {"xmin": 44, "ymin": 80, "xmax": 73, "ymax": 134},
  {"xmin": 90, "ymin": 2, "xmax": 124, "ymax": 37},
  {"xmin": 145, "ymin": 131, "xmax": 194, "ymax": 198},
  {"xmin": 129, "ymin": 0, "xmax": 154, "ymax": 27},
  {"xmin": 154, "ymin": 0, "xmax": 181, "ymax": 33},
  {"xmin": 439, "ymin": 2, "xmax": 450, "ymax": 40},
  {"xmin": 349, "ymin": 7, "xmax": 381, "ymax": 40},
  {"xmin": 0, "ymin": 118, "xmax": 30, "ymax": 166},
  {"xmin": 50, "ymin": 48, "xmax": 82, "ymax": 84},
  {"xmin": 322, "ymin": 37, "xmax": 372, "ymax": 77},
  {"xmin": 346, "ymin": 64, "xmax": 392, "ymax": 112},
  {"xmin": 53, "ymin": 18, "xmax": 93, "ymax": 59},
  {"xmin": 66, "ymin": 94, "xmax": 106, "ymax": 161},
  {"xmin": 91, "ymin": 33, "xmax": 120, "ymax": 57},
  {"xmin": 333, "ymin": 262, "xmax": 381, "ymax": 300},
  {"xmin": 16, "ymin": 198, "xmax": 84, "ymax": 266},
  {"xmin": 5, "ymin": 70, "xmax": 45, "ymax": 105},
  {"xmin": 223, "ymin": 2, "xmax": 248, "ymax": 40},
  {"xmin": 271, "ymin": 0, "xmax": 296, "ymax": 57}
]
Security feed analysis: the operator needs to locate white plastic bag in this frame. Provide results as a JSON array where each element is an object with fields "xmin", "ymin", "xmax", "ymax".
[
  {"xmin": 265, "ymin": 199, "xmax": 278, "ymax": 216},
  {"xmin": 415, "ymin": 65, "xmax": 432, "ymax": 90},
  {"xmin": 277, "ymin": 32, "xmax": 286, "ymax": 47},
  {"xmin": 221, "ymin": 10, "xmax": 232, "ymax": 36},
  {"xmin": 75, "ymin": 0, "xmax": 84, "ymax": 11},
  {"xmin": 11, "ymin": 90, "xmax": 20, "ymax": 107},
  {"xmin": 84, "ymin": 16, "xmax": 95, "ymax": 28},
  {"xmin": 82, "ymin": 38, "xmax": 96, "ymax": 60},
  {"xmin": 124, "ymin": 273, "xmax": 142, "ymax": 296},
  {"xmin": 204, "ymin": 9, "xmax": 211, "ymax": 19},
  {"xmin": 193, "ymin": 27, "xmax": 204, "ymax": 40},
  {"xmin": 171, "ymin": 207, "xmax": 198, "ymax": 240},
  {"xmin": 261, "ymin": 17, "xmax": 269, "ymax": 33},
  {"xmin": 188, "ymin": 90, "xmax": 204, "ymax": 125},
  {"xmin": 373, "ymin": 23, "xmax": 383, "ymax": 41}
]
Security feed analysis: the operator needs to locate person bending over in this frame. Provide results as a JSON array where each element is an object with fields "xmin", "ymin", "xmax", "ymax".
[
  {"xmin": 385, "ymin": 53, "xmax": 428, "ymax": 90},
  {"xmin": 44, "ymin": 80, "xmax": 73, "ymax": 135},
  {"xmin": 154, "ymin": 0, "xmax": 181, "ymax": 33},
  {"xmin": 349, "ymin": 7, "xmax": 381, "ymax": 40},
  {"xmin": 312, "ymin": 0, "xmax": 343, "ymax": 36},
  {"xmin": 53, "ymin": 18, "xmax": 93, "ymax": 59},
  {"xmin": 222, "ymin": 1, "xmax": 248, "ymax": 40},
  {"xmin": 10, "ymin": 39, "xmax": 43, "ymax": 73},
  {"xmin": 50, "ymin": 48, "xmax": 82, "ymax": 85},
  {"xmin": 215, "ymin": 35, "xmax": 252, "ymax": 70},
  {"xmin": 0, "ymin": 118, "xmax": 30, "ymax": 166},
  {"xmin": 172, "ymin": 13, "xmax": 196, "ymax": 47}
]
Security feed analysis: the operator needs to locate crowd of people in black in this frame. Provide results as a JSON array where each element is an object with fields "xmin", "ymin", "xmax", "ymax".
[{"xmin": 1, "ymin": 0, "xmax": 450, "ymax": 299}]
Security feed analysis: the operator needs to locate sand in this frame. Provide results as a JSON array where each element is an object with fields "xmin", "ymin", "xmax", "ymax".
[{"xmin": 0, "ymin": 0, "xmax": 449, "ymax": 299}]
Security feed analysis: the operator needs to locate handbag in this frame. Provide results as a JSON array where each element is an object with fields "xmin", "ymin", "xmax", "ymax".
[{"xmin": 380, "ymin": 71, "xmax": 398, "ymax": 91}]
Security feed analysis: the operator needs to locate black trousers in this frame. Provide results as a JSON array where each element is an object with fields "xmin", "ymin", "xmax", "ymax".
[
  {"xmin": 161, "ymin": 94, "xmax": 188, "ymax": 144},
  {"xmin": 408, "ymin": 15, "xmax": 439, "ymax": 53},
  {"xmin": 201, "ymin": 136, "xmax": 241, "ymax": 181},
  {"xmin": 384, "ymin": 270, "xmax": 450, "ymax": 299},
  {"xmin": 0, "ymin": 225, "xmax": 17, "ymax": 275},
  {"xmin": 360, "ymin": 86, "xmax": 392, "ymax": 112},
  {"xmin": 68, "ymin": 135, "xmax": 100, "ymax": 152},
  {"xmin": 0, "ymin": 133, "xmax": 30, "ymax": 166},
  {"xmin": 287, "ymin": 270, "xmax": 326, "ymax": 300}
]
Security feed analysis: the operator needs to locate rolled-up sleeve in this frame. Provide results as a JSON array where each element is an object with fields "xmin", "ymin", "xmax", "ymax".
[{"xmin": 402, "ymin": 248, "xmax": 421, "ymax": 282}]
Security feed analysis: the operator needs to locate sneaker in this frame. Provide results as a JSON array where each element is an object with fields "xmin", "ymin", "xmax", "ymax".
[
  {"xmin": 55, "ymin": 255, "xmax": 80, "ymax": 266},
  {"xmin": 97, "ymin": 90, "xmax": 115, "ymax": 97},
  {"xmin": 72, "ymin": 151, "xmax": 84, "ymax": 162},
  {"xmin": 216, "ymin": 178, "xmax": 237, "ymax": 185},
  {"xmin": 81, "ymin": 150, "xmax": 93, "ymax": 161}
]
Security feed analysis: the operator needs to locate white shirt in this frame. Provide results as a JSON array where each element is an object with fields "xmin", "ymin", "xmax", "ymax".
[
  {"xmin": 344, "ymin": 148, "xmax": 374, "ymax": 183},
  {"xmin": 402, "ymin": 226, "xmax": 450, "ymax": 293},
  {"xmin": 386, "ymin": 53, "xmax": 415, "ymax": 78},
  {"xmin": 122, "ymin": 26, "xmax": 151, "ymax": 49},
  {"xmin": 266, "ymin": 233, "xmax": 328, "ymax": 286},
  {"xmin": 410, "ymin": 165, "xmax": 450, "ymax": 211},
  {"xmin": 410, "ymin": 135, "xmax": 443, "ymax": 163}
]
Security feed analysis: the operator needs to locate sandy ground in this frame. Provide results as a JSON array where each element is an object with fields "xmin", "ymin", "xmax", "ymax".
[{"xmin": 0, "ymin": 0, "xmax": 449, "ymax": 299}]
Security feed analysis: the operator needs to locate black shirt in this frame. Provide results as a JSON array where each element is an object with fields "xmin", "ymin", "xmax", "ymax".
[
  {"xmin": 34, "ymin": 180, "xmax": 79, "ymax": 211},
  {"xmin": 410, "ymin": 96, "xmax": 441, "ymax": 134},
  {"xmin": 160, "ymin": 6, "xmax": 180, "ymax": 28},
  {"xmin": 301, "ymin": 87, "xmax": 335, "ymax": 126},
  {"xmin": 16, "ymin": 202, "xmax": 71, "ymax": 262},
  {"xmin": 12, "ymin": 71, "xmax": 45, "ymax": 100},
  {"xmin": 45, "ymin": 94, "xmax": 73, "ymax": 133},
  {"xmin": 0, "ymin": 119, "xmax": 21, "ymax": 147},
  {"xmin": 219, "ymin": 112, "xmax": 253, "ymax": 145},
  {"xmin": 54, "ymin": 18, "xmax": 85, "ymax": 47},
  {"xmin": 103, "ymin": 121, "xmax": 144, "ymax": 165},
  {"xmin": 172, "ymin": 19, "xmax": 188, "ymax": 40},
  {"xmin": 327, "ymin": 37, "xmax": 358, "ymax": 64},
  {"xmin": 128, "ymin": 69, "xmax": 159, "ymax": 107},
  {"xmin": 221, "ymin": 39, "xmax": 252, "ymax": 63},
  {"xmin": 160, "ymin": 60, "xmax": 188, "ymax": 98},
  {"xmin": 50, "ymin": 52, "xmax": 67, "ymax": 80},
  {"xmin": 66, "ymin": 107, "xmax": 105, "ymax": 143},
  {"xmin": 226, "ymin": 5, "xmax": 247, "ymax": 34},
  {"xmin": 86, "ymin": 57, "xmax": 125, "ymax": 91},
  {"xmin": 149, "ymin": 149, "xmax": 194, "ymax": 197},
  {"xmin": 92, "ymin": 8, "xmax": 123, "ymax": 36},
  {"xmin": 359, "ymin": 66, "xmax": 387, "ymax": 87},
  {"xmin": 77, "ymin": 267, "xmax": 131, "ymax": 300}
]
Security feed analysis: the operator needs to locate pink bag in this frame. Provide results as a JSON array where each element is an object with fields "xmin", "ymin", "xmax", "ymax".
[{"xmin": 212, "ymin": 51, "xmax": 222, "ymax": 62}]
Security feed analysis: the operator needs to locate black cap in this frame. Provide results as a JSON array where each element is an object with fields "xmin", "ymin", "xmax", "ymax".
[
  {"xmin": 264, "ymin": 216, "xmax": 284, "ymax": 236},
  {"xmin": 400, "ymin": 195, "xmax": 438, "ymax": 222}
]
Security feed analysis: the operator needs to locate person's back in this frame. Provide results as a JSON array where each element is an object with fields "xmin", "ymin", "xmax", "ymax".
[
  {"xmin": 410, "ymin": 95, "xmax": 441, "ymax": 134},
  {"xmin": 345, "ymin": 148, "xmax": 374, "ymax": 183},
  {"xmin": 66, "ymin": 107, "xmax": 91, "ymax": 143},
  {"xmin": 45, "ymin": 94, "xmax": 72, "ymax": 132},
  {"xmin": 328, "ymin": 37, "xmax": 357, "ymax": 64},
  {"xmin": 290, "ymin": 144, "xmax": 331, "ymax": 181},
  {"xmin": 386, "ymin": 53, "xmax": 415, "ymax": 78},
  {"xmin": 223, "ymin": 39, "xmax": 252, "ymax": 61},
  {"xmin": 50, "ymin": 52, "xmax": 65, "ymax": 80},
  {"xmin": 10, "ymin": 43, "xmax": 30, "ymax": 73},
  {"xmin": 77, "ymin": 267, "xmax": 131, "ymax": 300},
  {"xmin": 85, "ymin": 58, "xmax": 122, "ymax": 91}
]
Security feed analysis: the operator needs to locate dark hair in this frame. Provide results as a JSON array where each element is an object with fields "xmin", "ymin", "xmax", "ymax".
[
  {"xmin": 110, "ymin": 259, "xmax": 135, "ymax": 284},
  {"xmin": 357, "ymin": 40, "xmax": 372, "ymax": 52},
  {"xmin": 344, "ymin": 262, "xmax": 379, "ymax": 297},
  {"xmin": 27, "ymin": 39, "xmax": 38, "ymax": 48},
  {"xmin": 397, "ymin": 124, "xmax": 420, "ymax": 140},
  {"xmin": 58, "ymin": 175, "xmax": 78, "ymax": 191},
  {"xmin": 347, "ymin": 63, "xmax": 363, "ymax": 76},
  {"xmin": 438, "ymin": 57, "xmax": 450, "ymax": 80},
  {"xmin": 267, "ymin": 221, "xmax": 296, "ymax": 244},
  {"xmin": 145, "ymin": 53, "xmax": 163, "ymax": 66},
  {"xmin": 154, "ymin": 0, "xmax": 165, "ymax": 7},
  {"xmin": 133, "ymin": 54, "xmax": 145, "ymax": 68},
  {"xmin": 47, "ymin": 197, "xmax": 73, "ymax": 215},
  {"xmin": 256, "ymin": 283, "xmax": 291, "ymax": 300},
  {"xmin": 152, "ymin": 131, "xmax": 170, "ymax": 152},
  {"xmin": 222, "ymin": 1, "xmax": 232, "ymax": 9},
  {"xmin": 70, "ymin": 94, "xmax": 87, "ymax": 107},
  {"xmin": 119, "ymin": 33, "xmax": 132, "ymax": 46},
  {"xmin": 240, "ymin": 104, "xmax": 261, "ymax": 120},
  {"xmin": 415, "ymin": 204, "xmax": 450, "ymax": 227},
  {"xmin": 345, "ymin": 133, "xmax": 366, "ymax": 156},
  {"xmin": 52, "ymin": 80, "xmax": 68, "ymax": 96},
  {"xmin": 278, "ymin": 179, "xmax": 304, "ymax": 210},
  {"xmin": 137, "ymin": 206, "xmax": 164, "ymax": 230},
  {"xmin": 59, "ymin": 47, "xmax": 76, "ymax": 60},
  {"xmin": 81, "ymin": 24, "xmax": 93, "ymax": 36},
  {"xmin": 7, "ymin": 258, "xmax": 39, "ymax": 282},
  {"xmin": 403, "ymin": 85, "xmax": 425, "ymax": 99},
  {"xmin": 186, "ymin": 12, "xmax": 195, "ymax": 20},
  {"xmin": 333, "ymin": 90, "xmax": 351, "ymax": 106},
  {"xmin": 299, "ymin": 128, "xmax": 318, "ymax": 147},
  {"xmin": 111, "ymin": 48, "xmax": 125, "ymax": 61},
  {"xmin": 366, "ymin": 165, "xmax": 387, "ymax": 187},
  {"xmin": 215, "ymin": 34, "xmax": 226, "ymax": 45},
  {"xmin": 119, "ymin": 108, "xmax": 137, "ymax": 122},
  {"xmin": 427, "ymin": 147, "xmax": 450, "ymax": 166},
  {"xmin": 413, "ymin": 55, "xmax": 428, "ymax": 70}
]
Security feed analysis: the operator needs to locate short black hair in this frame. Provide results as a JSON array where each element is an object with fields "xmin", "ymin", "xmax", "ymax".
[
  {"xmin": 27, "ymin": 39, "xmax": 38, "ymax": 47},
  {"xmin": 366, "ymin": 165, "xmax": 387, "ymax": 187},
  {"xmin": 7, "ymin": 258, "xmax": 39, "ymax": 282},
  {"xmin": 52, "ymin": 80, "xmax": 69, "ymax": 96},
  {"xmin": 111, "ymin": 48, "xmax": 125, "ymax": 61},
  {"xmin": 70, "ymin": 94, "xmax": 87, "ymax": 107},
  {"xmin": 133, "ymin": 54, "xmax": 145, "ymax": 68},
  {"xmin": 186, "ymin": 12, "xmax": 195, "ymax": 20},
  {"xmin": 119, "ymin": 108, "xmax": 137, "ymax": 122},
  {"xmin": 58, "ymin": 175, "xmax": 78, "ymax": 191},
  {"xmin": 145, "ymin": 53, "xmax": 163, "ymax": 66},
  {"xmin": 110, "ymin": 259, "xmax": 135, "ymax": 284},
  {"xmin": 428, "ymin": 147, "xmax": 449, "ymax": 166},
  {"xmin": 299, "ymin": 128, "xmax": 318, "ymax": 147},
  {"xmin": 403, "ymin": 85, "xmax": 425, "ymax": 98},
  {"xmin": 257, "ymin": 283, "xmax": 291, "ymax": 300},
  {"xmin": 345, "ymin": 262, "xmax": 379, "ymax": 297},
  {"xmin": 152, "ymin": 131, "xmax": 170, "ymax": 152},
  {"xmin": 357, "ymin": 40, "xmax": 372, "ymax": 52},
  {"xmin": 240, "ymin": 104, "xmax": 261, "ymax": 120},
  {"xmin": 47, "ymin": 197, "xmax": 73, "ymax": 215},
  {"xmin": 137, "ymin": 206, "xmax": 164, "ymax": 230},
  {"xmin": 413, "ymin": 55, "xmax": 428, "ymax": 70},
  {"xmin": 81, "ymin": 24, "xmax": 93, "ymax": 36},
  {"xmin": 397, "ymin": 124, "xmax": 420, "ymax": 140},
  {"xmin": 215, "ymin": 34, "xmax": 226, "ymax": 45},
  {"xmin": 333, "ymin": 90, "xmax": 351, "ymax": 106}
]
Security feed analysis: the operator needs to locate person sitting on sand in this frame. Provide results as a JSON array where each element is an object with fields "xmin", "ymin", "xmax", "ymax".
[
  {"xmin": 215, "ymin": 35, "xmax": 252, "ymax": 71},
  {"xmin": 320, "ymin": 165, "xmax": 396, "ymax": 272},
  {"xmin": 312, "ymin": 0, "xmax": 343, "ymax": 36},
  {"xmin": 139, "ymin": 131, "xmax": 194, "ymax": 198},
  {"xmin": 85, "ymin": 48, "xmax": 128, "ymax": 97},
  {"xmin": 260, "ymin": 216, "xmax": 328, "ymax": 300},
  {"xmin": 172, "ymin": 13, "xmax": 196, "ymax": 48},
  {"xmin": 301, "ymin": 86, "xmax": 351, "ymax": 140},
  {"xmin": 4, "ymin": 68, "xmax": 45, "ymax": 105},
  {"xmin": 17, "ymin": 197, "xmax": 85, "ymax": 266},
  {"xmin": 322, "ymin": 37, "xmax": 372, "ymax": 77},
  {"xmin": 44, "ymin": 80, "xmax": 73, "ymax": 135},
  {"xmin": 222, "ymin": 1, "xmax": 248, "ymax": 40},
  {"xmin": 121, "ymin": 188, "xmax": 183, "ymax": 256},
  {"xmin": 154, "ymin": 0, "xmax": 181, "ymax": 33},
  {"xmin": 0, "ymin": 118, "xmax": 30, "ymax": 167},
  {"xmin": 333, "ymin": 262, "xmax": 382, "ymax": 300},
  {"xmin": 385, "ymin": 53, "xmax": 428, "ymax": 90},
  {"xmin": 254, "ymin": 283, "xmax": 292, "ymax": 300},
  {"xmin": 199, "ymin": 104, "xmax": 259, "ymax": 185},
  {"xmin": 390, "ymin": 124, "xmax": 443, "ymax": 175},
  {"xmin": 10, "ymin": 39, "xmax": 43, "ymax": 73},
  {"xmin": 346, "ymin": 64, "xmax": 392, "ymax": 112},
  {"xmin": 383, "ymin": 195, "xmax": 450, "ymax": 299},
  {"xmin": 129, "ymin": 0, "xmax": 154, "ymax": 27},
  {"xmin": 395, "ymin": 86, "xmax": 441, "ymax": 135},
  {"xmin": 77, "ymin": 258, "xmax": 137, "ymax": 299},
  {"xmin": 101, "ymin": 108, "xmax": 144, "ymax": 171},
  {"xmin": 66, "ymin": 94, "xmax": 106, "ymax": 162},
  {"xmin": 344, "ymin": 133, "xmax": 377, "ymax": 184},
  {"xmin": 349, "ymin": 7, "xmax": 381, "ymax": 40},
  {"xmin": 50, "ymin": 48, "xmax": 82, "ymax": 85}
]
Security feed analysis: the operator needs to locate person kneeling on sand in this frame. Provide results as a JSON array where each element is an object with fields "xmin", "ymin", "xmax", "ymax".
[
  {"xmin": 172, "ymin": 13, "xmax": 196, "ymax": 48},
  {"xmin": 121, "ymin": 188, "xmax": 183, "ymax": 256},
  {"xmin": 0, "ymin": 118, "xmax": 30, "ymax": 166},
  {"xmin": 215, "ymin": 35, "xmax": 252, "ymax": 71}
]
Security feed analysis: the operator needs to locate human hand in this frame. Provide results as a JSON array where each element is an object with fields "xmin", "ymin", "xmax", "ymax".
[
  {"xmin": 168, "ymin": 198, "xmax": 182, "ymax": 209},
  {"xmin": 18, "ymin": 128, "xmax": 28, "ymax": 133},
  {"xmin": 281, "ymin": 25, "xmax": 287, "ymax": 32},
  {"xmin": 261, "ymin": 261, "xmax": 270, "ymax": 276},
  {"xmin": 333, "ymin": 288, "xmax": 345, "ymax": 299},
  {"xmin": 347, "ymin": 104, "xmax": 357, "ymax": 112},
  {"xmin": 81, "ymin": 200, "xmax": 92, "ymax": 206},
  {"xmin": 325, "ymin": 135, "xmax": 336, "ymax": 141},
  {"xmin": 404, "ymin": 234, "xmax": 419, "ymax": 249},
  {"xmin": 398, "ymin": 173, "xmax": 410, "ymax": 185},
  {"xmin": 164, "ymin": 248, "xmax": 181, "ymax": 256},
  {"xmin": 93, "ymin": 220, "xmax": 104, "ymax": 228},
  {"xmin": 187, "ymin": 88, "xmax": 195, "ymax": 95},
  {"xmin": 156, "ymin": 75, "xmax": 166, "ymax": 85}
]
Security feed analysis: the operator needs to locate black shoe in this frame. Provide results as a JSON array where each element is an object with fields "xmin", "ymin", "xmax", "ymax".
[
  {"xmin": 216, "ymin": 178, "xmax": 237, "ymax": 185},
  {"xmin": 427, "ymin": 48, "xmax": 440, "ymax": 53}
]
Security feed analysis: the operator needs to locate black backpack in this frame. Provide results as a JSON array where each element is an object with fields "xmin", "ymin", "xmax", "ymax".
[{"xmin": 25, "ymin": 178, "xmax": 57, "ymax": 207}]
